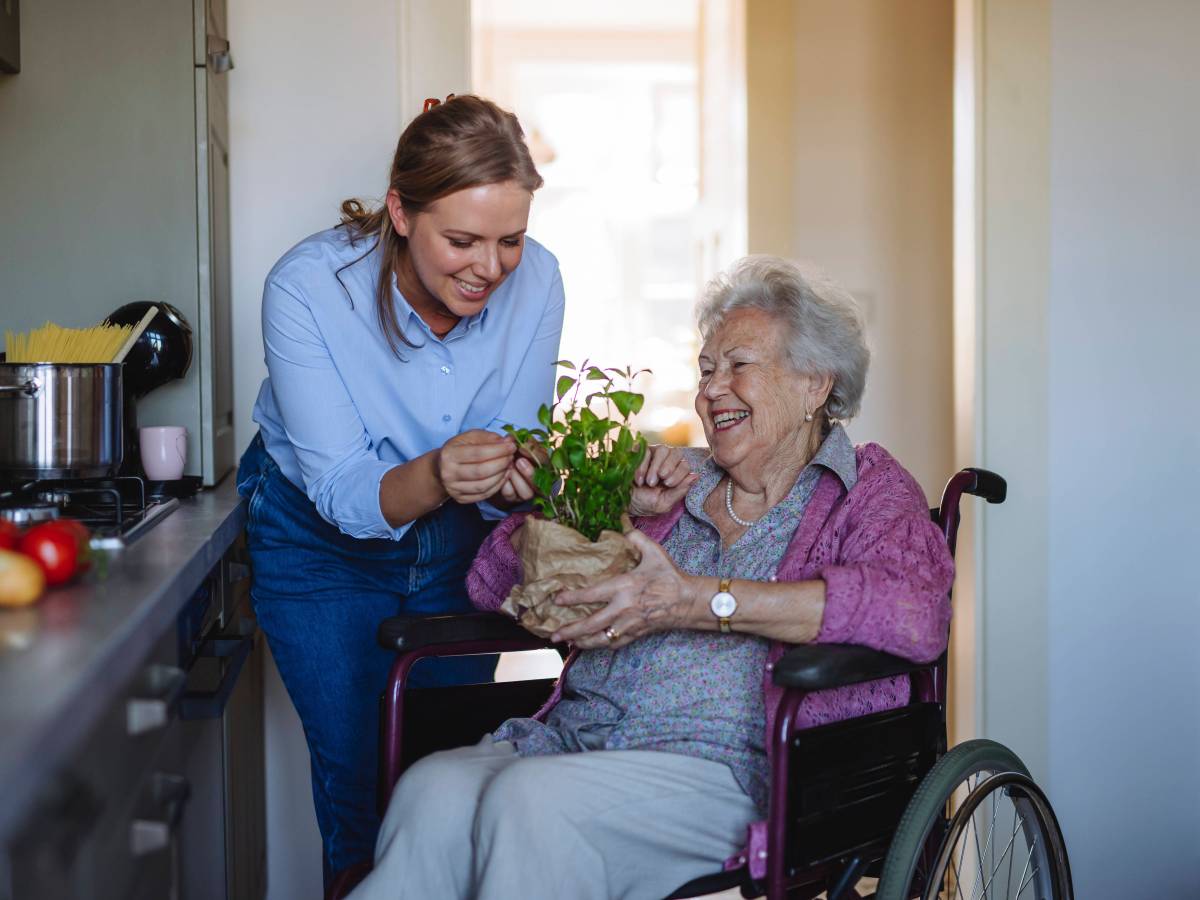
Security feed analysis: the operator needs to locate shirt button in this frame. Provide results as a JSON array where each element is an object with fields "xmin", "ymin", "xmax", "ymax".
[
  {"xmin": 442, "ymin": 414, "xmax": 451, "ymax": 423},
  {"xmin": 440, "ymin": 365, "xmax": 451, "ymax": 375}
]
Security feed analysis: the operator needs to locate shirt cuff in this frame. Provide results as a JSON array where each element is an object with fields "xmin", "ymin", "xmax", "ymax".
[{"xmin": 314, "ymin": 459, "xmax": 412, "ymax": 541}]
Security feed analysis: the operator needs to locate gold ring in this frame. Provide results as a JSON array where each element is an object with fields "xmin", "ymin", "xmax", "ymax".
[{"xmin": 604, "ymin": 626, "xmax": 620, "ymax": 643}]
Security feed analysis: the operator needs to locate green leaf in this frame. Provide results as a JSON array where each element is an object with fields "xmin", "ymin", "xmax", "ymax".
[
  {"xmin": 556, "ymin": 375, "xmax": 575, "ymax": 401},
  {"xmin": 552, "ymin": 359, "xmax": 576, "ymax": 370},
  {"xmin": 550, "ymin": 448, "xmax": 568, "ymax": 471},
  {"xmin": 537, "ymin": 404, "xmax": 552, "ymax": 430},
  {"xmin": 586, "ymin": 367, "xmax": 609, "ymax": 381},
  {"xmin": 608, "ymin": 390, "xmax": 640, "ymax": 418},
  {"xmin": 532, "ymin": 467, "xmax": 555, "ymax": 497}
]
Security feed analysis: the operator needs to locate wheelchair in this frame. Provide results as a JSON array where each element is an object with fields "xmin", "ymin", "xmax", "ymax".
[{"xmin": 328, "ymin": 468, "xmax": 1073, "ymax": 900}]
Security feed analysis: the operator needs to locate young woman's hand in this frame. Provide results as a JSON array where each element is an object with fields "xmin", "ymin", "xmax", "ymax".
[
  {"xmin": 497, "ymin": 456, "xmax": 538, "ymax": 506},
  {"xmin": 628, "ymin": 445, "xmax": 696, "ymax": 518},
  {"xmin": 438, "ymin": 430, "xmax": 516, "ymax": 504}
]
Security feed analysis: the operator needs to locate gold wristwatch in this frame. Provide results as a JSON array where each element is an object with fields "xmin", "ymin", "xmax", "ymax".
[{"xmin": 709, "ymin": 578, "xmax": 738, "ymax": 633}]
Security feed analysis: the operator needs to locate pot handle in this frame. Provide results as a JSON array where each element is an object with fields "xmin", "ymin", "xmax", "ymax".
[{"xmin": 0, "ymin": 380, "xmax": 39, "ymax": 398}]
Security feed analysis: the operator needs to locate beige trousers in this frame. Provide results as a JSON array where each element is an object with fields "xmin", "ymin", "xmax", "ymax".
[{"xmin": 346, "ymin": 736, "xmax": 758, "ymax": 900}]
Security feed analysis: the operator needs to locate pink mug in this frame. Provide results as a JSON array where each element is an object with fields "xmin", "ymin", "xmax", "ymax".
[{"xmin": 140, "ymin": 426, "xmax": 188, "ymax": 481}]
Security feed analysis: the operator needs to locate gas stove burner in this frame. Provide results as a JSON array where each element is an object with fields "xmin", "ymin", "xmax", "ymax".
[
  {"xmin": 0, "ymin": 502, "xmax": 61, "ymax": 526},
  {"xmin": 0, "ymin": 475, "xmax": 178, "ymax": 548}
]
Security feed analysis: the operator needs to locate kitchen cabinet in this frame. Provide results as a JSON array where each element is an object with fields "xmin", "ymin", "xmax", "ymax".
[{"xmin": 0, "ymin": 484, "xmax": 262, "ymax": 900}]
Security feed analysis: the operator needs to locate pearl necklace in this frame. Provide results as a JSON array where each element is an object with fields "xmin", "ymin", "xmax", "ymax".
[{"xmin": 725, "ymin": 479, "xmax": 759, "ymax": 528}]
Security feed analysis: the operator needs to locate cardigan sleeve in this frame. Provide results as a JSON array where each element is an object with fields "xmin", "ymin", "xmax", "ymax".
[
  {"xmin": 816, "ymin": 457, "xmax": 955, "ymax": 663},
  {"xmin": 465, "ymin": 512, "xmax": 529, "ymax": 612}
]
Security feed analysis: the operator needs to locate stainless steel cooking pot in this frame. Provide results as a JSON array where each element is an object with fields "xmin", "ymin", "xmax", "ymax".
[{"xmin": 0, "ymin": 363, "xmax": 124, "ymax": 479}]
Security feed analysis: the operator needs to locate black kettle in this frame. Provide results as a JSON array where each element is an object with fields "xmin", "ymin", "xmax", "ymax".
[
  {"xmin": 106, "ymin": 302, "xmax": 193, "ymax": 480},
  {"xmin": 106, "ymin": 302, "xmax": 193, "ymax": 397}
]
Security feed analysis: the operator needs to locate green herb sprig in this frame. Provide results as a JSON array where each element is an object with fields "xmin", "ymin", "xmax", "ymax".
[{"xmin": 502, "ymin": 360, "xmax": 649, "ymax": 541}]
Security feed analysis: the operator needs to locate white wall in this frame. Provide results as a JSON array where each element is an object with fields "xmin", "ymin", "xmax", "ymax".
[
  {"xmin": 970, "ymin": 0, "xmax": 1200, "ymax": 895},
  {"xmin": 1045, "ymin": 0, "xmax": 1200, "ymax": 894}
]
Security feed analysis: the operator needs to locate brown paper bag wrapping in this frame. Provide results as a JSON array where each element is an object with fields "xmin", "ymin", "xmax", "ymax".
[{"xmin": 500, "ymin": 515, "xmax": 641, "ymax": 639}]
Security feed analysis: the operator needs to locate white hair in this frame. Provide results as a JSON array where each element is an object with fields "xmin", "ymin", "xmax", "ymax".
[{"xmin": 695, "ymin": 256, "xmax": 870, "ymax": 420}]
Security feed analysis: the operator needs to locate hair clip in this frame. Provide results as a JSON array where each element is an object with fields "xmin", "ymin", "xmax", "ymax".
[{"xmin": 422, "ymin": 93, "xmax": 457, "ymax": 113}]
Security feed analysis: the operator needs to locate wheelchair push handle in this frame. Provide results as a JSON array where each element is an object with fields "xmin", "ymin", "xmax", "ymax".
[{"xmin": 961, "ymin": 467, "xmax": 1006, "ymax": 504}]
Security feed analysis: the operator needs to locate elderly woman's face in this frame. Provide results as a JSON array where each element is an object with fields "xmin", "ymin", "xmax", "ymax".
[{"xmin": 695, "ymin": 308, "xmax": 817, "ymax": 472}]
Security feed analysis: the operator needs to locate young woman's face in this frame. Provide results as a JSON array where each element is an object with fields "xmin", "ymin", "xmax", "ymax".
[{"xmin": 388, "ymin": 181, "xmax": 532, "ymax": 325}]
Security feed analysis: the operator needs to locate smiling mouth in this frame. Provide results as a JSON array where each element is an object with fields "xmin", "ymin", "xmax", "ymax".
[
  {"xmin": 712, "ymin": 410, "xmax": 750, "ymax": 431},
  {"xmin": 453, "ymin": 276, "xmax": 491, "ymax": 301}
]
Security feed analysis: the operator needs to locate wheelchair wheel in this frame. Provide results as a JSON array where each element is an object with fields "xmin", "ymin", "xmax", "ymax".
[{"xmin": 875, "ymin": 739, "xmax": 1073, "ymax": 900}]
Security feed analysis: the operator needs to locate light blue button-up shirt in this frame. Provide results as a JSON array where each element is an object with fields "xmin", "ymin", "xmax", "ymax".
[{"xmin": 251, "ymin": 226, "xmax": 564, "ymax": 540}]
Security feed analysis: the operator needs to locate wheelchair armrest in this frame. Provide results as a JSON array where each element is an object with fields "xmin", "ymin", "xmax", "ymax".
[
  {"xmin": 377, "ymin": 612, "xmax": 553, "ymax": 653},
  {"xmin": 772, "ymin": 643, "xmax": 930, "ymax": 691}
]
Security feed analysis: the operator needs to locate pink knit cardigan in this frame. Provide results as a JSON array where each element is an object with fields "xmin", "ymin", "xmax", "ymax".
[{"xmin": 465, "ymin": 442, "xmax": 955, "ymax": 877}]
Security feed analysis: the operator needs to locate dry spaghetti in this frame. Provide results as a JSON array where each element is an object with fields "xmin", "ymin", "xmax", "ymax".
[{"xmin": 4, "ymin": 321, "xmax": 135, "ymax": 364}]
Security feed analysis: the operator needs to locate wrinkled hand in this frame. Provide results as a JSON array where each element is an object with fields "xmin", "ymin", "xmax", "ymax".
[
  {"xmin": 438, "ymin": 430, "xmax": 516, "ymax": 504},
  {"xmin": 550, "ymin": 531, "xmax": 693, "ymax": 648},
  {"xmin": 628, "ymin": 445, "xmax": 696, "ymax": 518}
]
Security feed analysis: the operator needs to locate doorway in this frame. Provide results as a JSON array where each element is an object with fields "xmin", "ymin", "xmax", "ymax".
[{"xmin": 472, "ymin": 0, "xmax": 747, "ymax": 447}]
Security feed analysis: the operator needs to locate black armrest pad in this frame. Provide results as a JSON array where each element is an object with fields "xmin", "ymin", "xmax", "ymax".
[
  {"xmin": 772, "ymin": 643, "xmax": 929, "ymax": 691},
  {"xmin": 377, "ymin": 612, "xmax": 551, "ymax": 652}
]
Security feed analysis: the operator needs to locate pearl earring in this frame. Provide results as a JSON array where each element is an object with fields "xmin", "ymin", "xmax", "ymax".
[{"xmin": 804, "ymin": 411, "xmax": 813, "ymax": 422}]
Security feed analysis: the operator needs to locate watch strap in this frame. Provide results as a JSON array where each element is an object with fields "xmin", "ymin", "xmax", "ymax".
[{"xmin": 718, "ymin": 578, "xmax": 732, "ymax": 633}]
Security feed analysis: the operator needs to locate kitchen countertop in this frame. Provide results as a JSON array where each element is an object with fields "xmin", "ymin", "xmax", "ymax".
[{"xmin": 0, "ymin": 476, "xmax": 247, "ymax": 844}]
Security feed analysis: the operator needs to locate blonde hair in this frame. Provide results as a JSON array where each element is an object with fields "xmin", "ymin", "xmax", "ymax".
[{"xmin": 338, "ymin": 95, "xmax": 544, "ymax": 356}]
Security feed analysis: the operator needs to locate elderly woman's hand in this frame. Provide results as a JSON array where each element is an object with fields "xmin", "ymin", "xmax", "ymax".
[
  {"xmin": 550, "ymin": 531, "xmax": 694, "ymax": 648},
  {"xmin": 628, "ymin": 445, "xmax": 697, "ymax": 518}
]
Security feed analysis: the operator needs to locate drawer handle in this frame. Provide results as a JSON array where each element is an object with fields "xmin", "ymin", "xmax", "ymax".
[
  {"xmin": 226, "ymin": 560, "xmax": 251, "ymax": 583},
  {"xmin": 126, "ymin": 664, "xmax": 186, "ymax": 736},
  {"xmin": 130, "ymin": 773, "xmax": 190, "ymax": 857},
  {"xmin": 180, "ymin": 636, "xmax": 253, "ymax": 720}
]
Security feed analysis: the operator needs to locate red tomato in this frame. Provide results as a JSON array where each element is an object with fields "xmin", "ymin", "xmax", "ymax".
[
  {"xmin": 0, "ymin": 520, "xmax": 21, "ymax": 552},
  {"xmin": 18, "ymin": 522, "xmax": 81, "ymax": 586},
  {"xmin": 49, "ymin": 519, "xmax": 92, "ymax": 571}
]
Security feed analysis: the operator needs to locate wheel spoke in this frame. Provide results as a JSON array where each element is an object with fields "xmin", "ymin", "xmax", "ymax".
[
  {"xmin": 949, "ymin": 845, "xmax": 964, "ymax": 899},
  {"xmin": 977, "ymin": 813, "xmax": 1023, "ymax": 900},
  {"xmin": 1006, "ymin": 806, "xmax": 1019, "ymax": 898},
  {"xmin": 1016, "ymin": 865, "xmax": 1040, "ymax": 899},
  {"xmin": 970, "ymin": 796, "xmax": 987, "ymax": 900},
  {"xmin": 1013, "ymin": 834, "xmax": 1038, "ymax": 898}
]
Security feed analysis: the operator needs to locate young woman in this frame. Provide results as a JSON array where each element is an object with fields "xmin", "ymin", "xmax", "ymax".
[{"xmin": 235, "ymin": 95, "xmax": 566, "ymax": 884}]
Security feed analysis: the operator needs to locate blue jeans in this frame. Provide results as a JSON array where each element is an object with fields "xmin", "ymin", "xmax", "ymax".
[{"xmin": 236, "ymin": 433, "xmax": 497, "ymax": 885}]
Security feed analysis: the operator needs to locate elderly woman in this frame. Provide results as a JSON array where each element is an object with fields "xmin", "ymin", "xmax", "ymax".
[{"xmin": 349, "ymin": 257, "xmax": 955, "ymax": 900}]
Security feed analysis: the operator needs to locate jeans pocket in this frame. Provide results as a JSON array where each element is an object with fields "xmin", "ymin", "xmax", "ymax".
[{"xmin": 236, "ymin": 466, "xmax": 261, "ymax": 500}]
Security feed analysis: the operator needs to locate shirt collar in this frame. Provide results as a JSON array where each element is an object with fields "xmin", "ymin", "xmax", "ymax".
[
  {"xmin": 390, "ymin": 278, "xmax": 489, "ymax": 342},
  {"xmin": 683, "ymin": 422, "xmax": 858, "ymax": 520},
  {"xmin": 809, "ymin": 422, "xmax": 858, "ymax": 491}
]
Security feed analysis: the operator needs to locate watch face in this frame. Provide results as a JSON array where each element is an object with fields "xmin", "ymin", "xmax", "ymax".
[{"xmin": 710, "ymin": 590, "xmax": 737, "ymax": 618}]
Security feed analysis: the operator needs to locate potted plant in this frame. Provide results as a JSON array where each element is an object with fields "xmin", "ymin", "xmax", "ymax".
[{"xmin": 499, "ymin": 360, "xmax": 649, "ymax": 638}]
